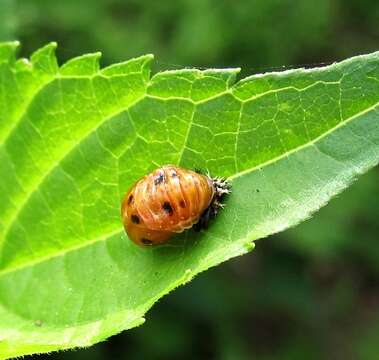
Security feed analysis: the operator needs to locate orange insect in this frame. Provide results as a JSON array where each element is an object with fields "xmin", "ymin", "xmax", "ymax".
[{"xmin": 121, "ymin": 165, "xmax": 230, "ymax": 246}]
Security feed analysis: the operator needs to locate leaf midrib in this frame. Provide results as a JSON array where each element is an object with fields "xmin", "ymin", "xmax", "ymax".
[{"xmin": 0, "ymin": 97, "xmax": 377, "ymax": 278}]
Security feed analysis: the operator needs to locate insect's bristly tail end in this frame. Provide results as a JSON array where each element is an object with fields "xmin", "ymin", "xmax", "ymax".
[
  {"xmin": 212, "ymin": 176, "xmax": 231, "ymax": 201},
  {"xmin": 194, "ymin": 175, "xmax": 231, "ymax": 233}
]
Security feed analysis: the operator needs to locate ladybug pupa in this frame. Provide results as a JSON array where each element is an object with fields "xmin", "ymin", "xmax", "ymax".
[{"xmin": 121, "ymin": 165, "xmax": 231, "ymax": 246}]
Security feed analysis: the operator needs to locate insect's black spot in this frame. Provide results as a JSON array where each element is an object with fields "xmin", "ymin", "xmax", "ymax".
[
  {"xmin": 256, "ymin": 189, "xmax": 260, "ymax": 193},
  {"xmin": 179, "ymin": 200, "xmax": 186, "ymax": 208},
  {"xmin": 131, "ymin": 214, "xmax": 140, "ymax": 224},
  {"xmin": 141, "ymin": 238, "xmax": 153, "ymax": 245},
  {"xmin": 162, "ymin": 202, "xmax": 173, "ymax": 216},
  {"xmin": 128, "ymin": 195, "xmax": 133, "ymax": 205},
  {"xmin": 154, "ymin": 173, "xmax": 165, "ymax": 185}
]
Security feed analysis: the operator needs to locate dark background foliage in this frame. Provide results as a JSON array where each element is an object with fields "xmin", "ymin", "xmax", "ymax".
[{"xmin": 1, "ymin": 0, "xmax": 378, "ymax": 359}]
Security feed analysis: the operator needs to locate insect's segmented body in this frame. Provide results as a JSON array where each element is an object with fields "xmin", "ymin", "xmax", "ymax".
[{"xmin": 121, "ymin": 165, "xmax": 230, "ymax": 246}]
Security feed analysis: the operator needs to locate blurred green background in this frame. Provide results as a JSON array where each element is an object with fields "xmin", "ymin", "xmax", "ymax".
[{"xmin": 1, "ymin": 0, "xmax": 378, "ymax": 359}]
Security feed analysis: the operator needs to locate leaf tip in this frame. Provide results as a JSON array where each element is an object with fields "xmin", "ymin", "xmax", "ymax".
[
  {"xmin": 101, "ymin": 54, "xmax": 154, "ymax": 78},
  {"xmin": 50, "ymin": 41, "xmax": 58, "ymax": 49},
  {"xmin": 0, "ymin": 41, "xmax": 20, "ymax": 64},
  {"xmin": 60, "ymin": 52, "xmax": 102, "ymax": 76},
  {"xmin": 204, "ymin": 67, "xmax": 241, "ymax": 87},
  {"xmin": 30, "ymin": 42, "xmax": 59, "ymax": 75},
  {"xmin": 183, "ymin": 268, "xmax": 193, "ymax": 282},
  {"xmin": 8, "ymin": 40, "xmax": 20, "ymax": 50},
  {"xmin": 243, "ymin": 241, "xmax": 255, "ymax": 253}
]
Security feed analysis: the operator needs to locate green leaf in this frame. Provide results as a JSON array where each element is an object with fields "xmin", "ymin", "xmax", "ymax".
[{"xmin": 0, "ymin": 43, "xmax": 378, "ymax": 358}]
